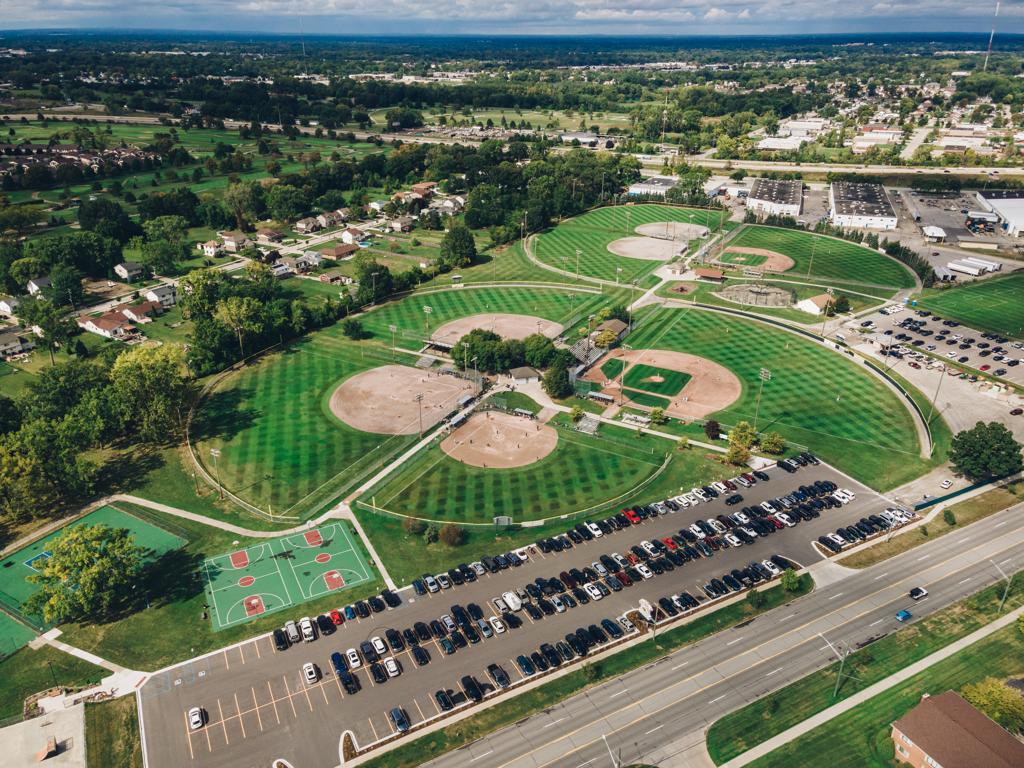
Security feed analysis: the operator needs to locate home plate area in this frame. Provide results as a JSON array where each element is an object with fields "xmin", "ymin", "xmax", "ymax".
[{"xmin": 201, "ymin": 522, "xmax": 373, "ymax": 630}]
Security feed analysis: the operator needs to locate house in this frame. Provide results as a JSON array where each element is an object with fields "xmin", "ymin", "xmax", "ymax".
[
  {"xmin": 0, "ymin": 296, "xmax": 19, "ymax": 317},
  {"xmin": 114, "ymin": 261, "xmax": 144, "ymax": 282},
  {"xmin": 508, "ymin": 366, "xmax": 541, "ymax": 384},
  {"xmin": 694, "ymin": 267, "xmax": 726, "ymax": 282},
  {"xmin": 199, "ymin": 240, "xmax": 221, "ymax": 258},
  {"xmin": 145, "ymin": 284, "xmax": 177, "ymax": 308},
  {"xmin": 294, "ymin": 217, "xmax": 321, "ymax": 234},
  {"xmin": 367, "ymin": 200, "xmax": 388, "ymax": 213},
  {"xmin": 411, "ymin": 181, "xmax": 438, "ymax": 197},
  {"xmin": 0, "ymin": 326, "xmax": 35, "ymax": 357},
  {"xmin": 256, "ymin": 228, "xmax": 283, "ymax": 244},
  {"xmin": 320, "ymin": 243, "xmax": 360, "ymax": 261},
  {"xmin": 76, "ymin": 312, "xmax": 135, "ymax": 339},
  {"xmin": 320, "ymin": 272, "xmax": 354, "ymax": 285},
  {"xmin": 114, "ymin": 300, "xmax": 163, "ymax": 324},
  {"xmin": 297, "ymin": 252, "xmax": 322, "ymax": 271},
  {"xmin": 316, "ymin": 211, "xmax": 343, "ymax": 229},
  {"xmin": 595, "ymin": 318, "xmax": 629, "ymax": 342},
  {"xmin": 390, "ymin": 216, "xmax": 415, "ymax": 233},
  {"xmin": 270, "ymin": 264, "xmax": 293, "ymax": 279},
  {"xmin": 341, "ymin": 227, "xmax": 366, "ymax": 245},
  {"xmin": 26, "ymin": 276, "xmax": 51, "ymax": 297},
  {"xmin": 221, "ymin": 231, "xmax": 250, "ymax": 253},
  {"xmin": 795, "ymin": 293, "xmax": 834, "ymax": 316},
  {"xmin": 891, "ymin": 691, "xmax": 1024, "ymax": 768},
  {"xmin": 438, "ymin": 196, "xmax": 465, "ymax": 215},
  {"xmin": 333, "ymin": 208, "xmax": 351, "ymax": 222}
]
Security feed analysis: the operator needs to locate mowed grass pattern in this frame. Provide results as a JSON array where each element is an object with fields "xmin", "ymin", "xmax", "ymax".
[
  {"xmin": 534, "ymin": 205, "xmax": 729, "ymax": 282},
  {"xmin": 193, "ymin": 337, "xmax": 417, "ymax": 517},
  {"xmin": 628, "ymin": 308, "xmax": 921, "ymax": 487},
  {"xmin": 359, "ymin": 286, "xmax": 613, "ymax": 349},
  {"xmin": 365, "ymin": 425, "xmax": 665, "ymax": 523},
  {"xmin": 727, "ymin": 226, "xmax": 916, "ymax": 289},
  {"xmin": 622, "ymin": 363, "xmax": 691, "ymax": 396},
  {"xmin": 918, "ymin": 271, "xmax": 1024, "ymax": 339}
]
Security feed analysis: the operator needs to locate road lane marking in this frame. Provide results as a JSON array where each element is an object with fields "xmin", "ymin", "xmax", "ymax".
[
  {"xmin": 958, "ymin": 577, "xmax": 972, "ymax": 585},
  {"xmin": 268, "ymin": 681, "xmax": 281, "ymax": 724},
  {"xmin": 995, "ymin": 520, "xmax": 1009, "ymax": 528},
  {"xmin": 578, "ymin": 760, "xmax": 596, "ymax": 768},
  {"xmin": 765, "ymin": 667, "xmax": 784, "ymax": 677},
  {"xmin": 217, "ymin": 699, "xmax": 229, "ymax": 745},
  {"xmin": 873, "ymin": 572, "xmax": 889, "ymax": 581},
  {"xmin": 234, "ymin": 693, "xmax": 246, "ymax": 738},
  {"xmin": 544, "ymin": 718, "xmax": 566, "ymax": 728},
  {"xmin": 251, "ymin": 687, "xmax": 264, "ymax": 731},
  {"xmin": 869, "ymin": 619, "xmax": 884, "ymax": 626},
  {"xmin": 916, "ymin": 555, "xmax": 929, "ymax": 562},
  {"xmin": 282, "ymin": 676, "xmax": 298, "ymax": 718},
  {"xmin": 709, "ymin": 694, "xmax": 726, "ymax": 704},
  {"xmin": 609, "ymin": 689, "xmax": 630, "ymax": 698},
  {"xmin": 645, "ymin": 724, "xmax": 663, "ymax": 735},
  {"xmin": 183, "ymin": 711, "xmax": 195, "ymax": 760},
  {"xmin": 470, "ymin": 750, "xmax": 494, "ymax": 761},
  {"xmin": 725, "ymin": 637, "xmax": 743, "ymax": 646},
  {"xmin": 828, "ymin": 593, "xmax": 844, "ymax": 600},
  {"xmin": 777, "ymin": 614, "xmax": 795, "ymax": 622}
]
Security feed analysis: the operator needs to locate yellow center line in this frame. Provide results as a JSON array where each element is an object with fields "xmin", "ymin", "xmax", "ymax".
[
  {"xmin": 233, "ymin": 693, "xmax": 246, "ymax": 738},
  {"xmin": 267, "ymin": 681, "xmax": 280, "ymax": 724},
  {"xmin": 251, "ymin": 687, "xmax": 264, "ymax": 732},
  {"xmin": 217, "ymin": 699, "xmax": 229, "ymax": 745},
  {"xmin": 183, "ymin": 711, "xmax": 195, "ymax": 760},
  {"xmin": 282, "ymin": 676, "xmax": 298, "ymax": 718}
]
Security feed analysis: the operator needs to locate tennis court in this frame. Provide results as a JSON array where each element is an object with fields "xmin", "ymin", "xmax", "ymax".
[
  {"xmin": 0, "ymin": 505, "xmax": 188, "ymax": 633},
  {"xmin": 202, "ymin": 522, "xmax": 373, "ymax": 630}
]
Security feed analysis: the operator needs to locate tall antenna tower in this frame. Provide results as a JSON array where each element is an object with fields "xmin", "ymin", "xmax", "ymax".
[{"xmin": 983, "ymin": 1, "xmax": 1000, "ymax": 72}]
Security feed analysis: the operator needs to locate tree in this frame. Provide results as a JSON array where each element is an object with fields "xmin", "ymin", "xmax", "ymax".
[
  {"xmin": 961, "ymin": 678, "xmax": 1024, "ymax": 734},
  {"xmin": 649, "ymin": 407, "xmax": 667, "ymax": 424},
  {"xmin": 49, "ymin": 263, "xmax": 84, "ymax": 307},
  {"xmin": 24, "ymin": 523, "xmax": 145, "ymax": 623},
  {"xmin": 950, "ymin": 421, "xmax": 1023, "ymax": 481},
  {"xmin": 439, "ymin": 524, "xmax": 466, "ymax": 547},
  {"xmin": 729, "ymin": 420, "xmax": 757, "ymax": 449},
  {"xmin": 780, "ymin": 568, "xmax": 801, "ymax": 593},
  {"xmin": 570, "ymin": 405, "xmax": 585, "ymax": 422},
  {"xmin": 0, "ymin": 394, "xmax": 20, "ymax": 435},
  {"xmin": 759, "ymin": 431, "xmax": 786, "ymax": 454},
  {"xmin": 439, "ymin": 222, "xmax": 477, "ymax": 269},
  {"xmin": 523, "ymin": 333, "xmax": 556, "ymax": 369},
  {"xmin": 676, "ymin": 436, "xmax": 689, "ymax": 451},
  {"xmin": 18, "ymin": 299, "xmax": 74, "ymax": 365},
  {"xmin": 138, "ymin": 215, "xmax": 190, "ymax": 274},
  {"xmin": 0, "ymin": 441, "xmax": 59, "ymax": 524},
  {"xmin": 594, "ymin": 329, "xmax": 618, "ymax": 349},
  {"xmin": 725, "ymin": 442, "xmax": 751, "ymax": 466},
  {"xmin": 542, "ymin": 361, "xmax": 573, "ymax": 399},
  {"xmin": 109, "ymin": 345, "xmax": 191, "ymax": 443},
  {"xmin": 341, "ymin": 318, "xmax": 367, "ymax": 340},
  {"xmin": 704, "ymin": 419, "xmax": 722, "ymax": 440},
  {"xmin": 423, "ymin": 523, "xmax": 439, "ymax": 544},
  {"xmin": 77, "ymin": 197, "xmax": 138, "ymax": 242},
  {"xmin": 214, "ymin": 296, "xmax": 263, "ymax": 359},
  {"xmin": 223, "ymin": 180, "xmax": 261, "ymax": 230},
  {"xmin": 266, "ymin": 184, "xmax": 310, "ymax": 221},
  {"xmin": 402, "ymin": 516, "xmax": 427, "ymax": 536}
]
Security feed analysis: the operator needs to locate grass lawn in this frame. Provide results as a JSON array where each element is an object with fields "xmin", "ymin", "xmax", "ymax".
[
  {"xmin": 533, "ymin": 205, "xmax": 730, "ymax": 282},
  {"xmin": 361, "ymin": 419, "xmax": 669, "ymax": 524},
  {"xmin": 627, "ymin": 307, "xmax": 925, "ymax": 490},
  {"xmin": 359, "ymin": 574, "xmax": 813, "ymax": 768},
  {"xmin": 839, "ymin": 482, "xmax": 1024, "ymax": 568},
  {"xmin": 85, "ymin": 697, "xmax": 142, "ymax": 768},
  {"xmin": 747, "ymin": 620, "xmax": 1024, "ymax": 768},
  {"xmin": 707, "ymin": 574, "xmax": 1024, "ymax": 764},
  {"xmin": 416, "ymin": 241, "xmax": 560, "ymax": 289},
  {"xmin": 916, "ymin": 271, "xmax": 1024, "ymax": 339},
  {"xmin": 622, "ymin": 389, "xmax": 672, "ymax": 408},
  {"xmin": 726, "ymin": 226, "xmax": 916, "ymax": 289},
  {"xmin": 491, "ymin": 391, "xmax": 543, "ymax": 414},
  {"xmin": 0, "ymin": 644, "xmax": 104, "ymax": 720},
  {"xmin": 601, "ymin": 358, "xmax": 626, "ymax": 379},
  {"xmin": 718, "ymin": 251, "xmax": 768, "ymax": 267},
  {"xmin": 622, "ymin": 362, "xmax": 691, "ymax": 397}
]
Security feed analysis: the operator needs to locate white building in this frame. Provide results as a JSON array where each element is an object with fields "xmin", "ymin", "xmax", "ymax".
[
  {"xmin": 145, "ymin": 284, "xmax": 177, "ymax": 308},
  {"xmin": 829, "ymin": 182, "xmax": 897, "ymax": 230},
  {"xmin": 757, "ymin": 136, "xmax": 807, "ymax": 151},
  {"xmin": 747, "ymin": 178, "xmax": 803, "ymax": 218},
  {"xmin": 794, "ymin": 294, "xmax": 833, "ymax": 316},
  {"xmin": 975, "ymin": 191, "xmax": 1024, "ymax": 236},
  {"xmin": 628, "ymin": 176, "xmax": 678, "ymax": 196}
]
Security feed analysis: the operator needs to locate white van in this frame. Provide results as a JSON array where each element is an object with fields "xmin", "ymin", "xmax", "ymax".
[
  {"xmin": 835, "ymin": 332, "xmax": 846, "ymax": 342},
  {"xmin": 502, "ymin": 591, "xmax": 522, "ymax": 611}
]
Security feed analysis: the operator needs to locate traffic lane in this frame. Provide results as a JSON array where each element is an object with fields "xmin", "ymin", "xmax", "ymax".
[{"xmin": 452, "ymin": 512, "xmax": 1024, "ymax": 768}]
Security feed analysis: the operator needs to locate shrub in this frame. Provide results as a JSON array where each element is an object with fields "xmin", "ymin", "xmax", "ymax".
[
  {"xmin": 943, "ymin": 509, "xmax": 957, "ymax": 527},
  {"xmin": 439, "ymin": 523, "xmax": 466, "ymax": 547},
  {"xmin": 402, "ymin": 516, "xmax": 427, "ymax": 536},
  {"xmin": 780, "ymin": 569, "xmax": 801, "ymax": 593},
  {"xmin": 703, "ymin": 419, "xmax": 721, "ymax": 440}
]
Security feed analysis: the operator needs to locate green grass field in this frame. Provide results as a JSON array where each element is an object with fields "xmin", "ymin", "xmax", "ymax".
[
  {"xmin": 533, "ymin": 205, "xmax": 730, "ymax": 282},
  {"xmin": 623, "ymin": 390, "xmax": 672, "ymax": 408},
  {"xmin": 627, "ymin": 307, "xmax": 924, "ymax": 489},
  {"xmin": 726, "ymin": 226, "xmax": 916, "ymax": 289},
  {"xmin": 622, "ymin": 363, "xmax": 691, "ymax": 396},
  {"xmin": 362, "ymin": 419, "xmax": 667, "ymax": 523},
  {"xmin": 916, "ymin": 271, "xmax": 1024, "ymax": 339},
  {"xmin": 86, "ymin": 697, "xmax": 142, "ymax": 768},
  {"xmin": 0, "ymin": 644, "xmax": 105, "ymax": 720},
  {"xmin": 718, "ymin": 251, "xmax": 768, "ymax": 267}
]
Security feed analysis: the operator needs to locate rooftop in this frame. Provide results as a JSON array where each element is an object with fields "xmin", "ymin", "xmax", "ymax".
[
  {"xmin": 749, "ymin": 178, "xmax": 802, "ymax": 206},
  {"xmin": 830, "ymin": 182, "xmax": 896, "ymax": 219}
]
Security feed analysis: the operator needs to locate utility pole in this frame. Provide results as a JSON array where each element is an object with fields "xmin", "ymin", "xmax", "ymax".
[
  {"xmin": 618, "ymin": 344, "xmax": 632, "ymax": 406},
  {"xmin": 389, "ymin": 324, "xmax": 397, "ymax": 362},
  {"xmin": 575, "ymin": 249, "xmax": 582, "ymax": 282},
  {"xmin": 992, "ymin": 558, "xmax": 1015, "ymax": 613},
  {"xmin": 807, "ymin": 236, "xmax": 817, "ymax": 277},
  {"xmin": 601, "ymin": 734, "xmax": 619, "ymax": 768},
  {"xmin": 926, "ymin": 364, "xmax": 946, "ymax": 425},
  {"xmin": 819, "ymin": 288, "xmax": 834, "ymax": 339},
  {"xmin": 753, "ymin": 368, "xmax": 771, "ymax": 431},
  {"xmin": 210, "ymin": 448, "xmax": 224, "ymax": 500},
  {"xmin": 415, "ymin": 394, "xmax": 424, "ymax": 438}
]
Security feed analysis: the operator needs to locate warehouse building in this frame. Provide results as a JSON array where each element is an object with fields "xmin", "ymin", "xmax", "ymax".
[
  {"xmin": 628, "ymin": 176, "xmax": 678, "ymax": 196},
  {"xmin": 829, "ymin": 182, "xmax": 897, "ymax": 230},
  {"xmin": 747, "ymin": 178, "xmax": 803, "ymax": 218},
  {"xmin": 974, "ymin": 190, "xmax": 1024, "ymax": 236}
]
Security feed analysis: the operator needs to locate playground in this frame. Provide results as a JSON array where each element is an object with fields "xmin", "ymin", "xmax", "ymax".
[{"xmin": 201, "ymin": 522, "xmax": 373, "ymax": 630}]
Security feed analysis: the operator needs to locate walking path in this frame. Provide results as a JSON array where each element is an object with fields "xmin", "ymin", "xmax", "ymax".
[{"xmin": 718, "ymin": 604, "xmax": 1024, "ymax": 768}]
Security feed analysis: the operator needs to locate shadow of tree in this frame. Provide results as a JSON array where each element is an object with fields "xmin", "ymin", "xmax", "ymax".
[{"xmin": 188, "ymin": 386, "xmax": 259, "ymax": 443}]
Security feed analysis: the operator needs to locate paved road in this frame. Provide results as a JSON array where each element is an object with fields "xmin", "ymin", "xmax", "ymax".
[
  {"xmin": 137, "ymin": 464, "xmax": 889, "ymax": 768},
  {"xmin": 420, "ymin": 503, "xmax": 1024, "ymax": 768}
]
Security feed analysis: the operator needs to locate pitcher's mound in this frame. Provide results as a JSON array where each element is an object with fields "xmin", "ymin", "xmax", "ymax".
[
  {"xmin": 431, "ymin": 313, "xmax": 562, "ymax": 347},
  {"xmin": 441, "ymin": 411, "xmax": 558, "ymax": 469},
  {"xmin": 329, "ymin": 365, "xmax": 477, "ymax": 435},
  {"xmin": 635, "ymin": 221, "xmax": 709, "ymax": 240}
]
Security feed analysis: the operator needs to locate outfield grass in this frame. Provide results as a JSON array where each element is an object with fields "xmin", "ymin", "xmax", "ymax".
[
  {"xmin": 707, "ymin": 574, "xmax": 1024, "ymax": 764},
  {"xmin": 622, "ymin": 363, "xmax": 691, "ymax": 396},
  {"xmin": 627, "ymin": 307, "xmax": 925, "ymax": 489},
  {"xmin": 0, "ymin": 644, "xmax": 104, "ymax": 720},
  {"xmin": 747, "ymin": 621, "xmax": 1024, "ymax": 768},
  {"xmin": 361, "ymin": 419, "xmax": 668, "ymax": 523},
  {"xmin": 718, "ymin": 251, "xmax": 768, "ymax": 267},
  {"xmin": 916, "ymin": 271, "xmax": 1024, "ymax": 339},
  {"xmin": 726, "ymin": 226, "xmax": 916, "ymax": 289},
  {"xmin": 533, "ymin": 205, "xmax": 729, "ymax": 282},
  {"xmin": 85, "ymin": 697, "xmax": 142, "ymax": 768}
]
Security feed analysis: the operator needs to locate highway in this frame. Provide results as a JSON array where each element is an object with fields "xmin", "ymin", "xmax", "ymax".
[{"xmin": 420, "ymin": 503, "xmax": 1024, "ymax": 768}]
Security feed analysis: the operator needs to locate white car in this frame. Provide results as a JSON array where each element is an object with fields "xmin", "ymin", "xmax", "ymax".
[
  {"xmin": 436, "ymin": 573, "xmax": 452, "ymax": 589},
  {"xmin": 585, "ymin": 583, "xmax": 604, "ymax": 601},
  {"xmin": 760, "ymin": 560, "xmax": 782, "ymax": 577},
  {"xmin": 684, "ymin": 493, "xmax": 700, "ymax": 506},
  {"xmin": 188, "ymin": 707, "xmax": 205, "ymax": 730},
  {"xmin": 672, "ymin": 494, "xmax": 691, "ymax": 508},
  {"xmin": 775, "ymin": 512, "xmax": 795, "ymax": 527},
  {"xmin": 688, "ymin": 523, "xmax": 706, "ymax": 539},
  {"xmin": 618, "ymin": 615, "xmax": 636, "ymax": 633},
  {"xmin": 586, "ymin": 522, "xmax": 604, "ymax": 538},
  {"xmin": 470, "ymin": 562, "xmax": 486, "ymax": 576},
  {"xmin": 502, "ymin": 591, "xmax": 522, "ymax": 612},
  {"xmin": 612, "ymin": 552, "xmax": 628, "ymax": 568},
  {"xmin": 734, "ymin": 476, "xmax": 751, "ymax": 488},
  {"xmin": 302, "ymin": 662, "xmax": 319, "ymax": 684},
  {"xmin": 489, "ymin": 616, "xmax": 506, "ymax": 634},
  {"xmin": 345, "ymin": 648, "xmax": 361, "ymax": 668},
  {"xmin": 592, "ymin": 561, "xmax": 608, "ymax": 576},
  {"xmin": 640, "ymin": 540, "xmax": 659, "ymax": 557},
  {"xmin": 827, "ymin": 533, "xmax": 846, "ymax": 548},
  {"xmin": 832, "ymin": 491, "xmax": 850, "ymax": 505},
  {"xmin": 514, "ymin": 548, "xmax": 531, "ymax": 561},
  {"xmin": 692, "ymin": 487, "xmax": 709, "ymax": 502},
  {"xmin": 840, "ymin": 488, "xmax": 856, "ymax": 500},
  {"xmin": 384, "ymin": 657, "xmax": 401, "ymax": 678},
  {"xmin": 371, "ymin": 636, "xmax": 387, "ymax": 657},
  {"xmin": 299, "ymin": 616, "xmax": 316, "ymax": 642},
  {"xmin": 724, "ymin": 533, "xmax": 743, "ymax": 548},
  {"xmin": 550, "ymin": 595, "xmax": 566, "ymax": 613},
  {"xmin": 733, "ymin": 511, "xmax": 750, "ymax": 524},
  {"xmin": 423, "ymin": 575, "xmax": 440, "ymax": 593},
  {"xmin": 708, "ymin": 519, "xmax": 726, "ymax": 534},
  {"xmin": 760, "ymin": 501, "xmax": 777, "ymax": 514},
  {"xmin": 636, "ymin": 563, "xmax": 654, "ymax": 580},
  {"xmin": 711, "ymin": 481, "xmax": 728, "ymax": 493},
  {"xmin": 493, "ymin": 597, "xmax": 508, "ymax": 613},
  {"xmin": 940, "ymin": 479, "xmax": 953, "ymax": 490}
]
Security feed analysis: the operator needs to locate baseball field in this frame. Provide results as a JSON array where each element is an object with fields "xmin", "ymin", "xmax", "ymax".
[
  {"xmin": 532, "ymin": 204, "xmax": 730, "ymax": 282},
  {"xmin": 725, "ymin": 226, "xmax": 917, "ymax": 289},
  {"xmin": 916, "ymin": 271, "xmax": 1024, "ymax": 339}
]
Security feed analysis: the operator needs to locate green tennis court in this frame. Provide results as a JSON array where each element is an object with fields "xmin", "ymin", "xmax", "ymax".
[
  {"xmin": 0, "ymin": 611, "xmax": 36, "ymax": 658},
  {"xmin": 0, "ymin": 505, "xmax": 187, "ymax": 632},
  {"xmin": 202, "ymin": 522, "xmax": 373, "ymax": 630}
]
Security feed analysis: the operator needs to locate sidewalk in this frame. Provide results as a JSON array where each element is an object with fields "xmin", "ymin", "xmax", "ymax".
[{"xmin": 718, "ymin": 604, "xmax": 1024, "ymax": 768}]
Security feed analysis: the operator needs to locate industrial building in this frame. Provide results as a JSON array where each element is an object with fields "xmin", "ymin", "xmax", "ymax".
[
  {"xmin": 628, "ymin": 176, "xmax": 678, "ymax": 196},
  {"xmin": 828, "ymin": 182, "xmax": 898, "ymax": 230},
  {"xmin": 974, "ymin": 190, "xmax": 1024, "ymax": 236},
  {"xmin": 747, "ymin": 178, "xmax": 803, "ymax": 218}
]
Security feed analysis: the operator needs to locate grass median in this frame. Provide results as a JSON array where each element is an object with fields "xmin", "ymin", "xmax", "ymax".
[
  {"xmin": 838, "ymin": 482, "xmax": 1023, "ymax": 569},
  {"xmin": 705, "ymin": 571, "xmax": 1024, "ymax": 764},
  {"xmin": 358, "ymin": 574, "xmax": 812, "ymax": 768},
  {"xmin": 85, "ymin": 697, "xmax": 142, "ymax": 768}
]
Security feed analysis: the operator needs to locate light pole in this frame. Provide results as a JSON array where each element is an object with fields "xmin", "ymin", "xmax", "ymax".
[
  {"xmin": 575, "ymin": 249, "xmax": 582, "ymax": 282},
  {"xmin": 926, "ymin": 364, "xmax": 946, "ymax": 425},
  {"xmin": 415, "ymin": 394, "xmax": 424, "ymax": 438},
  {"xmin": 618, "ymin": 344, "xmax": 632, "ymax": 405},
  {"xmin": 753, "ymin": 368, "xmax": 771, "ymax": 432},
  {"xmin": 992, "ymin": 559, "xmax": 1015, "ymax": 613},
  {"xmin": 210, "ymin": 448, "xmax": 224, "ymax": 500},
  {"xmin": 389, "ymin": 323, "xmax": 397, "ymax": 362},
  {"xmin": 807, "ymin": 236, "xmax": 817, "ymax": 278},
  {"xmin": 629, "ymin": 280, "xmax": 637, "ymax": 331},
  {"xmin": 601, "ymin": 733, "xmax": 619, "ymax": 768}
]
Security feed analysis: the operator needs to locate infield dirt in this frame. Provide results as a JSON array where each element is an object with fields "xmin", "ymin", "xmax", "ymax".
[{"xmin": 440, "ymin": 410, "xmax": 558, "ymax": 468}]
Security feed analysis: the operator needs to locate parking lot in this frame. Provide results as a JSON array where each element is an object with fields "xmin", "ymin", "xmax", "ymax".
[{"xmin": 138, "ymin": 462, "xmax": 895, "ymax": 768}]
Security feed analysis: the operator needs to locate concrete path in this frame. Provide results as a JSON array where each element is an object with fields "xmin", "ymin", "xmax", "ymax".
[{"xmin": 719, "ymin": 603, "xmax": 1024, "ymax": 768}]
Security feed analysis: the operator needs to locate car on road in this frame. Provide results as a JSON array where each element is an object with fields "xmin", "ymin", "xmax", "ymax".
[
  {"xmin": 909, "ymin": 587, "xmax": 928, "ymax": 601},
  {"xmin": 302, "ymin": 662, "xmax": 319, "ymax": 684},
  {"xmin": 896, "ymin": 609, "xmax": 912, "ymax": 622},
  {"xmin": 188, "ymin": 707, "xmax": 205, "ymax": 730}
]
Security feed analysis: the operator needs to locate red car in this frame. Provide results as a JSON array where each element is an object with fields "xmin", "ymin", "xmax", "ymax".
[
  {"xmin": 615, "ymin": 570, "xmax": 632, "ymax": 586},
  {"xmin": 980, "ymin": 364, "xmax": 991, "ymax": 371},
  {"xmin": 329, "ymin": 609, "xmax": 344, "ymax": 626},
  {"xmin": 661, "ymin": 537, "xmax": 678, "ymax": 551},
  {"xmin": 623, "ymin": 509, "xmax": 641, "ymax": 525}
]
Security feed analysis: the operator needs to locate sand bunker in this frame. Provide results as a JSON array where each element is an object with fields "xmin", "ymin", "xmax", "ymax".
[
  {"xmin": 583, "ymin": 348, "xmax": 742, "ymax": 420},
  {"xmin": 441, "ymin": 410, "xmax": 558, "ymax": 469},
  {"xmin": 607, "ymin": 236, "xmax": 681, "ymax": 261},
  {"xmin": 329, "ymin": 365, "xmax": 477, "ymax": 435},
  {"xmin": 430, "ymin": 313, "xmax": 563, "ymax": 347},
  {"xmin": 635, "ymin": 221, "xmax": 709, "ymax": 240},
  {"xmin": 722, "ymin": 246, "xmax": 795, "ymax": 272}
]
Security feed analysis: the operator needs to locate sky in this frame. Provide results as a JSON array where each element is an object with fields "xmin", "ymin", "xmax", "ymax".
[{"xmin": 2, "ymin": 0, "xmax": 1022, "ymax": 36}]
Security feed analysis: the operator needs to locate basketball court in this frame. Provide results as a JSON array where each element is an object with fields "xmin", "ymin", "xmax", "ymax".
[{"xmin": 201, "ymin": 522, "xmax": 374, "ymax": 630}]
